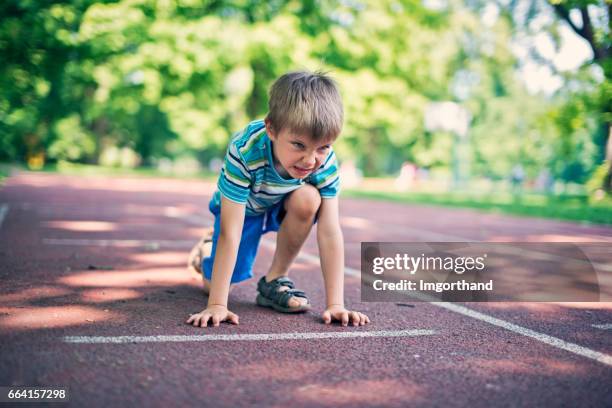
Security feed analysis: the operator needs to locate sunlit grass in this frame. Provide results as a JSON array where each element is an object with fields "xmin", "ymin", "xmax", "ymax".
[
  {"xmin": 47, "ymin": 161, "xmax": 218, "ymax": 180},
  {"xmin": 342, "ymin": 188, "xmax": 612, "ymax": 225}
]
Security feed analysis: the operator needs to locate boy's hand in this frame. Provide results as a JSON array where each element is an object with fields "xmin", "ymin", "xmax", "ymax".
[
  {"xmin": 322, "ymin": 305, "xmax": 370, "ymax": 327},
  {"xmin": 186, "ymin": 305, "xmax": 239, "ymax": 327}
]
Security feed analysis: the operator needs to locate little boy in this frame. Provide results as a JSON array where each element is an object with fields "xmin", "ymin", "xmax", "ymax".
[{"xmin": 186, "ymin": 71, "xmax": 369, "ymax": 328}]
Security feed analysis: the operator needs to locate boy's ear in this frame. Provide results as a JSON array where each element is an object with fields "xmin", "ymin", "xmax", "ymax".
[{"xmin": 264, "ymin": 119, "xmax": 277, "ymax": 141}]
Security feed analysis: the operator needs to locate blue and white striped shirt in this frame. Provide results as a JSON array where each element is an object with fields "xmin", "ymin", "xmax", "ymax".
[{"xmin": 210, "ymin": 120, "xmax": 340, "ymax": 216}]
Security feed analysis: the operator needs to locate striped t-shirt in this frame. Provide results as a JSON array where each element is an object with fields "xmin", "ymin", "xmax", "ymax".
[{"xmin": 210, "ymin": 119, "xmax": 340, "ymax": 216}]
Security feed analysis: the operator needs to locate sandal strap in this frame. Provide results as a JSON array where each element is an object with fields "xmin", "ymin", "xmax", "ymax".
[
  {"xmin": 278, "ymin": 289, "xmax": 308, "ymax": 308},
  {"xmin": 257, "ymin": 276, "xmax": 295, "ymax": 298},
  {"xmin": 270, "ymin": 276, "xmax": 295, "ymax": 289},
  {"xmin": 257, "ymin": 277, "xmax": 309, "ymax": 308}
]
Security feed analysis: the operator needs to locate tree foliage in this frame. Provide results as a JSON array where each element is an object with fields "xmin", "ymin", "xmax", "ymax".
[{"xmin": 0, "ymin": 0, "xmax": 609, "ymax": 186}]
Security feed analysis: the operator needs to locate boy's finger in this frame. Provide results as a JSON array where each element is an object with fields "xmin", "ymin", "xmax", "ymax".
[
  {"xmin": 186, "ymin": 314, "xmax": 195, "ymax": 324},
  {"xmin": 341, "ymin": 312, "xmax": 349, "ymax": 326},
  {"xmin": 351, "ymin": 311, "xmax": 360, "ymax": 326},
  {"xmin": 199, "ymin": 314, "xmax": 210, "ymax": 327},
  {"xmin": 228, "ymin": 312, "xmax": 239, "ymax": 325},
  {"xmin": 212, "ymin": 315, "xmax": 220, "ymax": 327},
  {"xmin": 322, "ymin": 311, "xmax": 331, "ymax": 324}
]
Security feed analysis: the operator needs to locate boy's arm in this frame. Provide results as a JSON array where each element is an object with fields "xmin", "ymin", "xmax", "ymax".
[
  {"xmin": 317, "ymin": 196, "xmax": 370, "ymax": 326},
  {"xmin": 208, "ymin": 196, "xmax": 245, "ymax": 306},
  {"xmin": 187, "ymin": 196, "xmax": 245, "ymax": 327}
]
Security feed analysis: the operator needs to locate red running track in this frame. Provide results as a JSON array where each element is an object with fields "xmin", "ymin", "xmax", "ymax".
[{"xmin": 0, "ymin": 172, "xmax": 611, "ymax": 407}]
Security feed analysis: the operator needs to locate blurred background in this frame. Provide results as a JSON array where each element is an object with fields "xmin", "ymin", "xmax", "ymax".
[{"xmin": 0, "ymin": 0, "xmax": 610, "ymax": 222}]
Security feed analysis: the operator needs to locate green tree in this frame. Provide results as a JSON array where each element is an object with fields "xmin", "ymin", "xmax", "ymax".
[
  {"xmin": 0, "ymin": 1, "xmax": 100, "ymax": 165},
  {"xmin": 550, "ymin": 0, "xmax": 611, "ymax": 190}
]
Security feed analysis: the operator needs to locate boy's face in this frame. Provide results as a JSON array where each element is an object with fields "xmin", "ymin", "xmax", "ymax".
[{"xmin": 265, "ymin": 120, "xmax": 334, "ymax": 179}]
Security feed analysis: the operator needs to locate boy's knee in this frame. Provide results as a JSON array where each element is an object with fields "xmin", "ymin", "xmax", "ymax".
[{"xmin": 286, "ymin": 184, "xmax": 321, "ymax": 221}]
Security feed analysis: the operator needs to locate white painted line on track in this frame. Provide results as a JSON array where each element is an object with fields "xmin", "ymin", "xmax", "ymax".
[
  {"xmin": 42, "ymin": 238, "xmax": 195, "ymax": 249},
  {"xmin": 431, "ymin": 301, "xmax": 612, "ymax": 367},
  {"xmin": 51, "ymin": 209, "xmax": 612, "ymax": 366},
  {"xmin": 592, "ymin": 324, "xmax": 612, "ymax": 330},
  {"xmin": 64, "ymin": 329, "xmax": 436, "ymax": 344},
  {"xmin": 179, "ymin": 211, "xmax": 612, "ymax": 367},
  {"xmin": 0, "ymin": 204, "xmax": 9, "ymax": 229},
  {"xmin": 283, "ymin": 248, "xmax": 612, "ymax": 367},
  {"xmin": 42, "ymin": 218, "xmax": 213, "ymax": 249},
  {"xmin": 341, "ymin": 215, "xmax": 612, "ymax": 272}
]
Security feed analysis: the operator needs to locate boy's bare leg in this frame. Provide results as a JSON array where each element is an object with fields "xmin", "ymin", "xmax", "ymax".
[{"xmin": 265, "ymin": 185, "xmax": 321, "ymax": 308}]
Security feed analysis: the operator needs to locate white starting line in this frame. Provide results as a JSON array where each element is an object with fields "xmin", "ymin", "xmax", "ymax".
[
  {"xmin": 340, "ymin": 260, "xmax": 612, "ymax": 368},
  {"xmin": 38, "ymin": 208, "xmax": 612, "ymax": 367},
  {"xmin": 264, "ymin": 239, "xmax": 612, "ymax": 368},
  {"xmin": 42, "ymin": 238, "xmax": 195, "ymax": 249},
  {"xmin": 63, "ymin": 329, "xmax": 436, "ymax": 344}
]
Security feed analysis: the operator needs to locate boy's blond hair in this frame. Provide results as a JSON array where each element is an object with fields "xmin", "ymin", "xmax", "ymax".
[{"xmin": 265, "ymin": 71, "xmax": 343, "ymax": 142}]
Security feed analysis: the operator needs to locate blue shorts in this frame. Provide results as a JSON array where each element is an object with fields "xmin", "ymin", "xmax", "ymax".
[{"xmin": 202, "ymin": 199, "xmax": 287, "ymax": 284}]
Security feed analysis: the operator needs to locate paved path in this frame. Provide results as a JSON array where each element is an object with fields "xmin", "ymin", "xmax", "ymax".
[{"xmin": 1, "ymin": 173, "xmax": 611, "ymax": 407}]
